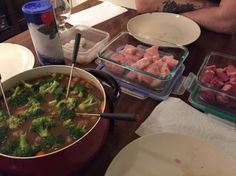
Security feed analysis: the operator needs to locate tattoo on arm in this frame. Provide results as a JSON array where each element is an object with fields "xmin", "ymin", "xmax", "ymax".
[{"xmin": 163, "ymin": 0, "xmax": 197, "ymax": 13}]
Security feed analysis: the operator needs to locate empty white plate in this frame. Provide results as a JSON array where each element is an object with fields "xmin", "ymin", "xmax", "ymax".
[
  {"xmin": 0, "ymin": 43, "xmax": 35, "ymax": 81},
  {"xmin": 127, "ymin": 12, "xmax": 201, "ymax": 46},
  {"xmin": 105, "ymin": 133, "xmax": 236, "ymax": 176}
]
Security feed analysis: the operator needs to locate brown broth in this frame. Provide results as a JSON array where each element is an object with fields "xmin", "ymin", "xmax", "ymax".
[{"xmin": 0, "ymin": 74, "xmax": 103, "ymax": 157}]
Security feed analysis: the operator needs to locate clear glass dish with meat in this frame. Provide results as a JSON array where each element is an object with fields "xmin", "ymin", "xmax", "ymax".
[
  {"xmin": 97, "ymin": 31, "xmax": 189, "ymax": 91},
  {"xmin": 188, "ymin": 52, "xmax": 236, "ymax": 122}
]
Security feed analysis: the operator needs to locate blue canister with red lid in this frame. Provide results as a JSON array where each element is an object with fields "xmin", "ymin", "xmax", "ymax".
[{"xmin": 22, "ymin": 1, "xmax": 65, "ymax": 65}]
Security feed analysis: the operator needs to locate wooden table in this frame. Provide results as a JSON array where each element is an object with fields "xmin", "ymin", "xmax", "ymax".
[{"xmin": 5, "ymin": 0, "xmax": 236, "ymax": 175}]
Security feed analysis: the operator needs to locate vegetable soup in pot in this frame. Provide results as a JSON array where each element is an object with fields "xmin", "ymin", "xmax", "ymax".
[{"xmin": 0, "ymin": 73, "xmax": 103, "ymax": 157}]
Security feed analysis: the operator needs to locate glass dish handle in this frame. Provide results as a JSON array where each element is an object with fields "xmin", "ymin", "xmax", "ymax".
[
  {"xmin": 183, "ymin": 72, "xmax": 197, "ymax": 93},
  {"xmin": 172, "ymin": 72, "xmax": 197, "ymax": 95}
]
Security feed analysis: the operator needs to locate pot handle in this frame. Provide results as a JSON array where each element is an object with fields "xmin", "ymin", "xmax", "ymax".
[{"xmin": 85, "ymin": 68, "xmax": 121, "ymax": 112}]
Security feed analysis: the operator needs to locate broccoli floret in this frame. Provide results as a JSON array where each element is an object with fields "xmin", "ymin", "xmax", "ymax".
[
  {"xmin": 0, "ymin": 111, "xmax": 9, "ymax": 142},
  {"xmin": 0, "ymin": 110, "xmax": 8, "ymax": 125},
  {"xmin": 7, "ymin": 115, "xmax": 25, "ymax": 129},
  {"xmin": 67, "ymin": 97, "xmax": 79, "ymax": 109},
  {"xmin": 27, "ymin": 94, "xmax": 43, "ymax": 105},
  {"xmin": 0, "ymin": 110, "xmax": 8, "ymax": 120},
  {"xmin": 42, "ymin": 73, "xmax": 63, "ymax": 84},
  {"xmin": 7, "ymin": 86, "xmax": 32, "ymax": 108},
  {"xmin": 53, "ymin": 86, "xmax": 65, "ymax": 97},
  {"xmin": 39, "ymin": 73, "xmax": 63, "ymax": 89},
  {"xmin": 63, "ymin": 119, "xmax": 88, "ymax": 139},
  {"xmin": 0, "ymin": 125, "xmax": 9, "ymax": 143},
  {"xmin": 13, "ymin": 133, "xmax": 35, "ymax": 157},
  {"xmin": 72, "ymin": 84, "xmax": 87, "ymax": 98},
  {"xmin": 56, "ymin": 97, "xmax": 78, "ymax": 119},
  {"xmin": 56, "ymin": 99, "xmax": 67, "ymax": 108},
  {"xmin": 78, "ymin": 93, "xmax": 101, "ymax": 112},
  {"xmin": 57, "ymin": 97, "xmax": 78, "ymax": 109},
  {"xmin": 21, "ymin": 80, "xmax": 42, "ymax": 92},
  {"xmin": 24, "ymin": 102, "xmax": 44, "ymax": 119},
  {"xmin": 39, "ymin": 135, "xmax": 64, "ymax": 150},
  {"xmin": 0, "ymin": 139, "xmax": 18, "ymax": 155},
  {"xmin": 0, "ymin": 134, "xmax": 40, "ymax": 157},
  {"xmin": 30, "ymin": 117, "xmax": 55, "ymax": 137},
  {"xmin": 21, "ymin": 80, "xmax": 33, "ymax": 89},
  {"xmin": 39, "ymin": 80, "xmax": 60, "ymax": 96},
  {"xmin": 58, "ymin": 107, "xmax": 76, "ymax": 120}
]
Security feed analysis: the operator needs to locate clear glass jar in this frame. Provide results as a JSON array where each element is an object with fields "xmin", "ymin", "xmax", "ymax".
[{"xmin": 22, "ymin": 1, "xmax": 65, "ymax": 65}]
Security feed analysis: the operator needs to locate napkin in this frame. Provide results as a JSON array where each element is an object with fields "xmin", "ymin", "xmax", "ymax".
[
  {"xmin": 136, "ymin": 97, "xmax": 236, "ymax": 159},
  {"xmin": 67, "ymin": 1, "xmax": 128, "ymax": 27}
]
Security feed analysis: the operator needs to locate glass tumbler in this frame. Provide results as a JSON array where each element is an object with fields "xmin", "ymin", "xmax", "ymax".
[
  {"xmin": 50, "ymin": 0, "xmax": 71, "ymax": 32},
  {"xmin": 22, "ymin": 1, "xmax": 65, "ymax": 65}
]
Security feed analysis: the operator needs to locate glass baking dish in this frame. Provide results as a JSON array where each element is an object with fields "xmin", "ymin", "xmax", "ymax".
[
  {"xmin": 189, "ymin": 52, "xmax": 236, "ymax": 122},
  {"xmin": 97, "ymin": 31, "xmax": 188, "ymax": 91}
]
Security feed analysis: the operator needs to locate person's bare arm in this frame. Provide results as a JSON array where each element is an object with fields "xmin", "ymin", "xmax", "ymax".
[
  {"xmin": 181, "ymin": 0, "xmax": 236, "ymax": 34},
  {"xmin": 135, "ymin": 0, "xmax": 161, "ymax": 13},
  {"xmin": 135, "ymin": 0, "xmax": 209, "ymax": 13}
]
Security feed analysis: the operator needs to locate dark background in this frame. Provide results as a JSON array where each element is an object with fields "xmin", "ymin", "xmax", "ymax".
[{"xmin": 0, "ymin": 0, "xmax": 32, "ymax": 42}]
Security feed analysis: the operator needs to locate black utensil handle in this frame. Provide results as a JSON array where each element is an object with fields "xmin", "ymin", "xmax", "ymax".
[
  {"xmin": 72, "ymin": 33, "xmax": 81, "ymax": 64},
  {"xmin": 85, "ymin": 68, "xmax": 120, "ymax": 112},
  {"xmin": 101, "ymin": 113, "xmax": 139, "ymax": 122}
]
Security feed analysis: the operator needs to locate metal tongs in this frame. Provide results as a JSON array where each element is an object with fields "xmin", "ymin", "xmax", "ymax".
[{"xmin": 66, "ymin": 33, "xmax": 81, "ymax": 98}]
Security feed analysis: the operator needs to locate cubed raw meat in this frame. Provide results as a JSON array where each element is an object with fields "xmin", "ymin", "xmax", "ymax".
[
  {"xmin": 216, "ymin": 93, "xmax": 230, "ymax": 104},
  {"xmin": 229, "ymin": 76, "xmax": 236, "ymax": 85},
  {"xmin": 105, "ymin": 62, "xmax": 124, "ymax": 75},
  {"xmin": 131, "ymin": 57, "xmax": 153, "ymax": 70},
  {"xmin": 111, "ymin": 52, "xmax": 125, "ymax": 62},
  {"xmin": 200, "ymin": 69, "xmax": 215, "ymax": 84},
  {"xmin": 200, "ymin": 64, "xmax": 236, "ymax": 108},
  {"xmin": 126, "ymin": 71, "xmax": 139, "ymax": 79},
  {"xmin": 144, "ymin": 46, "xmax": 160, "ymax": 62},
  {"xmin": 210, "ymin": 77, "xmax": 224, "ymax": 89},
  {"xmin": 222, "ymin": 83, "xmax": 232, "ymax": 92},
  {"xmin": 159, "ymin": 62, "xmax": 170, "ymax": 77},
  {"xmin": 150, "ymin": 79, "xmax": 162, "ymax": 87},
  {"xmin": 137, "ymin": 73, "xmax": 155, "ymax": 85},
  {"xmin": 205, "ymin": 65, "xmax": 216, "ymax": 71},
  {"xmin": 136, "ymin": 47, "xmax": 145, "ymax": 58},
  {"xmin": 121, "ymin": 44, "xmax": 139, "ymax": 55},
  {"xmin": 106, "ymin": 44, "xmax": 180, "ymax": 88},
  {"xmin": 124, "ymin": 54, "xmax": 141, "ymax": 65},
  {"xmin": 162, "ymin": 55, "xmax": 179, "ymax": 69},
  {"xmin": 215, "ymin": 68, "xmax": 229, "ymax": 82},
  {"xmin": 199, "ymin": 86, "xmax": 216, "ymax": 102},
  {"xmin": 225, "ymin": 65, "xmax": 236, "ymax": 77}
]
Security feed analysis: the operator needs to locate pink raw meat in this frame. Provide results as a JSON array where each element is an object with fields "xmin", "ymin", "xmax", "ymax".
[
  {"xmin": 162, "ymin": 55, "xmax": 179, "ymax": 69},
  {"xmin": 225, "ymin": 65, "xmax": 236, "ymax": 77}
]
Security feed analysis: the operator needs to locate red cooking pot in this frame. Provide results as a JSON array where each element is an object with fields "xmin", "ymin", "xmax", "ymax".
[{"xmin": 0, "ymin": 65, "xmax": 120, "ymax": 176}]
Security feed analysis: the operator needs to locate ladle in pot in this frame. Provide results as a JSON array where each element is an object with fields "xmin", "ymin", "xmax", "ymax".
[
  {"xmin": 0, "ymin": 74, "xmax": 11, "ymax": 115},
  {"xmin": 66, "ymin": 33, "xmax": 81, "ymax": 98}
]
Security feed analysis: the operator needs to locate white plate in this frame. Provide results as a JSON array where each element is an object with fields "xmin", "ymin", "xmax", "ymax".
[
  {"xmin": 0, "ymin": 43, "xmax": 35, "ymax": 81},
  {"xmin": 127, "ymin": 13, "xmax": 201, "ymax": 46},
  {"xmin": 105, "ymin": 133, "xmax": 236, "ymax": 176}
]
